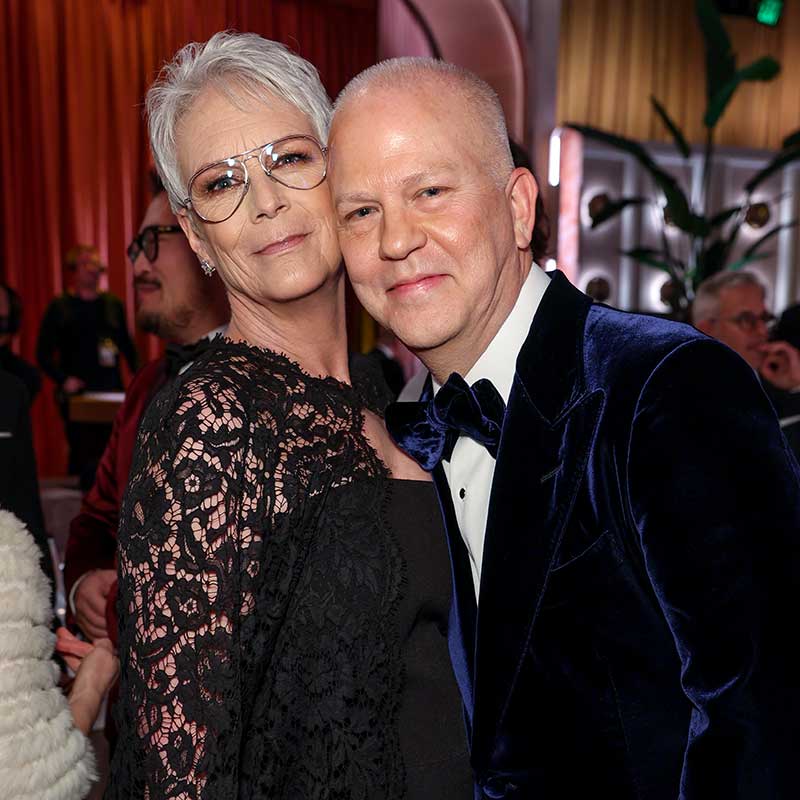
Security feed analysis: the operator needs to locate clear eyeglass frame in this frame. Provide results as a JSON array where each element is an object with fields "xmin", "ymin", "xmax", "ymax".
[{"xmin": 183, "ymin": 134, "xmax": 329, "ymax": 224}]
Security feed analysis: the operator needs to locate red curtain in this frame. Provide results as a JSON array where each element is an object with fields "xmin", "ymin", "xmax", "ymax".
[{"xmin": 0, "ymin": 0, "xmax": 377, "ymax": 476}]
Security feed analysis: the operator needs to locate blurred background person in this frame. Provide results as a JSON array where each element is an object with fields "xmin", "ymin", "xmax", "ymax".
[
  {"xmin": 0, "ymin": 282, "xmax": 40, "ymax": 403},
  {"xmin": 0, "ymin": 370, "xmax": 54, "ymax": 590},
  {"xmin": 693, "ymin": 270, "xmax": 800, "ymax": 459},
  {"xmin": 0, "ymin": 508, "xmax": 118, "ymax": 800},
  {"xmin": 63, "ymin": 172, "xmax": 229, "ymax": 749},
  {"xmin": 36, "ymin": 245, "xmax": 138, "ymax": 488}
]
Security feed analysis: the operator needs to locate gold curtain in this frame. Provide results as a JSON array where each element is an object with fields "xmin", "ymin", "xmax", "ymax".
[{"xmin": 557, "ymin": 0, "xmax": 800, "ymax": 149}]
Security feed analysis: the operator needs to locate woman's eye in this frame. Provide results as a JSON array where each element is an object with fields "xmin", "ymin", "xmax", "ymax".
[
  {"xmin": 205, "ymin": 175, "xmax": 239, "ymax": 194},
  {"xmin": 274, "ymin": 152, "xmax": 308, "ymax": 167}
]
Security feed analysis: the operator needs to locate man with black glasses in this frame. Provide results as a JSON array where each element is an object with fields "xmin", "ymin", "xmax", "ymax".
[{"xmin": 64, "ymin": 175, "xmax": 229, "ymax": 698}]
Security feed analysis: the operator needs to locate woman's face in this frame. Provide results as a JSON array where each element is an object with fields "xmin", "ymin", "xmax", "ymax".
[{"xmin": 176, "ymin": 87, "xmax": 341, "ymax": 307}]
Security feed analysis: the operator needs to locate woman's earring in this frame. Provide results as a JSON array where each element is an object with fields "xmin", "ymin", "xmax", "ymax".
[{"xmin": 199, "ymin": 259, "xmax": 216, "ymax": 276}]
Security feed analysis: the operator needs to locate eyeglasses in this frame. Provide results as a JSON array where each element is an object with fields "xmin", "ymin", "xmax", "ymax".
[
  {"xmin": 127, "ymin": 225, "xmax": 182, "ymax": 264},
  {"xmin": 183, "ymin": 134, "xmax": 328, "ymax": 224},
  {"xmin": 717, "ymin": 310, "xmax": 777, "ymax": 332}
]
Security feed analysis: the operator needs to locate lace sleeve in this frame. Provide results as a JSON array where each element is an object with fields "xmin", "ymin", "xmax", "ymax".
[{"xmin": 113, "ymin": 376, "xmax": 256, "ymax": 799}]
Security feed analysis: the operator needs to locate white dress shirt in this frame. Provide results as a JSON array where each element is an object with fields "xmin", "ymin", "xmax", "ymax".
[{"xmin": 435, "ymin": 266, "xmax": 550, "ymax": 600}]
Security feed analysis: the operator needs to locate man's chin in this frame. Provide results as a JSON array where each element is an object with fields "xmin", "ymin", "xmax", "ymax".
[{"xmin": 136, "ymin": 310, "xmax": 163, "ymax": 336}]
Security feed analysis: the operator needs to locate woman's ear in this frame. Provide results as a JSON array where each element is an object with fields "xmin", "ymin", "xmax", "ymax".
[
  {"xmin": 505, "ymin": 167, "xmax": 539, "ymax": 251},
  {"xmin": 177, "ymin": 207, "xmax": 212, "ymax": 265}
]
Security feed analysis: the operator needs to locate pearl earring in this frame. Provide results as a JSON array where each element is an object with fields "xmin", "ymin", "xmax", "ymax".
[{"xmin": 199, "ymin": 259, "xmax": 216, "ymax": 276}]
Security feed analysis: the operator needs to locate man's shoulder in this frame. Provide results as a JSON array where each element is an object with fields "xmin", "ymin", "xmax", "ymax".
[
  {"xmin": 585, "ymin": 303, "xmax": 708, "ymax": 367},
  {"xmin": 123, "ymin": 357, "xmax": 167, "ymax": 409}
]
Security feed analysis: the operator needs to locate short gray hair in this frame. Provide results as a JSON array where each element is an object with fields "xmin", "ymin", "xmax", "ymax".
[
  {"xmin": 334, "ymin": 57, "xmax": 513, "ymax": 186},
  {"xmin": 146, "ymin": 31, "xmax": 333, "ymax": 212},
  {"xmin": 691, "ymin": 270, "xmax": 766, "ymax": 324}
]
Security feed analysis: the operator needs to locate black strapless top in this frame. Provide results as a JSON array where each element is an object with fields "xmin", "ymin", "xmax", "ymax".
[
  {"xmin": 111, "ymin": 342, "xmax": 473, "ymax": 799},
  {"xmin": 390, "ymin": 479, "xmax": 473, "ymax": 798}
]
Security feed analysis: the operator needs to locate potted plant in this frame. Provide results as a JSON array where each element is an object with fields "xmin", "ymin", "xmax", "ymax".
[{"xmin": 567, "ymin": 0, "xmax": 800, "ymax": 317}]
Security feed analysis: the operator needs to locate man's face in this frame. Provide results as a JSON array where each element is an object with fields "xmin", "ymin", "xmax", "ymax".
[
  {"xmin": 706, "ymin": 284, "xmax": 770, "ymax": 370},
  {"xmin": 329, "ymin": 85, "xmax": 532, "ymax": 362},
  {"xmin": 74, "ymin": 255, "xmax": 102, "ymax": 292},
  {"xmin": 133, "ymin": 193, "xmax": 208, "ymax": 339}
]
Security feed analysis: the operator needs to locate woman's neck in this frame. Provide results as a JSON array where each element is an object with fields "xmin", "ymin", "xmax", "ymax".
[{"xmin": 226, "ymin": 277, "xmax": 350, "ymax": 383}]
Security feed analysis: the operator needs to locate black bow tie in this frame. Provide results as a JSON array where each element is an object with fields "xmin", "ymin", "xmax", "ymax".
[
  {"xmin": 165, "ymin": 337, "xmax": 214, "ymax": 376},
  {"xmin": 385, "ymin": 373, "xmax": 506, "ymax": 471}
]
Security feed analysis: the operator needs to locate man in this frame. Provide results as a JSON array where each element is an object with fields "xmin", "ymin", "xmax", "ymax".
[
  {"xmin": 37, "ymin": 245, "xmax": 138, "ymax": 484},
  {"xmin": 64, "ymin": 181, "xmax": 229, "ymax": 645},
  {"xmin": 0, "ymin": 282, "xmax": 41, "ymax": 403},
  {"xmin": 329, "ymin": 58, "xmax": 800, "ymax": 799},
  {"xmin": 693, "ymin": 270, "xmax": 800, "ymax": 458}
]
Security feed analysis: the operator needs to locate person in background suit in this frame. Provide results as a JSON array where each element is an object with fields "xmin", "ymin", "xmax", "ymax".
[
  {"xmin": 0, "ymin": 370, "xmax": 54, "ymax": 590},
  {"xmin": 37, "ymin": 245, "xmax": 139, "ymax": 487},
  {"xmin": 0, "ymin": 282, "xmax": 41, "ymax": 403},
  {"xmin": 693, "ymin": 270, "xmax": 800, "ymax": 461},
  {"xmin": 65, "ymin": 175, "xmax": 229, "ymax": 645},
  {"xmin": 329, "ymin": 57, "xmax": 800, "ymax": 799}
]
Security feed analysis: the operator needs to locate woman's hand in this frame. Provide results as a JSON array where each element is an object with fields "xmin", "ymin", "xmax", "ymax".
[{"xmin": 56, "ymin": 627, "xmax": 119, "ymax": 735}]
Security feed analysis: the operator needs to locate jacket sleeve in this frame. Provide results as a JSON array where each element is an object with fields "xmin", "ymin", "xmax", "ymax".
[
  {"xmin": 64, "ymin": 402, "xmax": 123, "ymax": 596},
  {"xmin": 109, "ymin": 376, "xmax": 251, "ymax": 798},
  {"xmin": 627, "ymin": 337, "xmax": 800, "ymax": 799}
]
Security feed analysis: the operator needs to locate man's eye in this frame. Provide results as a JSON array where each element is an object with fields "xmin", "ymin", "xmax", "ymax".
[
  {"xmin": 346, "ymin": 207, "xmax": 374, "ymax": 221},
  {"xmin": 420, "ymin": 187, "xmax": 442, "ymax": 198}
]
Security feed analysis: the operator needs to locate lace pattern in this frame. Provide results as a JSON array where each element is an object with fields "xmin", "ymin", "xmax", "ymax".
[{"xmin": 108, "ymin": 341, "xmax": 405, "ymax": 799}]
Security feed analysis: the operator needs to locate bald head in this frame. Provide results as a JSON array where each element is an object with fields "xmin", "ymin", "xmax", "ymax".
[
  {"xmin": 328, "ymin": 57, "xmax": 540, "ymax": 380},
  {"xmin": 332, "ymin": 57, "xmax": 514, "ymax": 187}
]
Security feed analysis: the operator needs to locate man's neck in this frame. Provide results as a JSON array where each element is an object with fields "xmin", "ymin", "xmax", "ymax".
[
  {"xmin": 424, "ymin": 261, "xmax": 532, "ymax": 385},
  {"xmin": 169, "ymin": 313, "xmax": 228, "ymax": 346},
  {"xmin": 75, "ymin": 286, "xmax": 99, "ymax": 301}
]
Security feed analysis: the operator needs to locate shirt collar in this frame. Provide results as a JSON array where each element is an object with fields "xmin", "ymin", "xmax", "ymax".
[{"xmin": 433, "ymin": 265, "xmax": 550, "ymax": 403}]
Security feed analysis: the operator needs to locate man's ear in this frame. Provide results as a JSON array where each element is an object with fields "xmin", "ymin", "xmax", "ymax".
[
  {"xmin": 177, "ymin": 207, "xmax": 212, "ymax": 265},
  {"xmin": 506, "ymin": 167, "xmax": 539, "ymax": 251}
]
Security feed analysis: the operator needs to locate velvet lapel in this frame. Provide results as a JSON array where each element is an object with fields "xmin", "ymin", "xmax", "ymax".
[
  {"xmin": 418, "ymin": 375, "xmax": 478, "ymax": 732},
  {"xmin": 470, "ymin": 271, "xmax": 605, "ymax": 765},
  {"xmin": 432, "ymin": 462, "xmax": 477, "ymax": 735}
]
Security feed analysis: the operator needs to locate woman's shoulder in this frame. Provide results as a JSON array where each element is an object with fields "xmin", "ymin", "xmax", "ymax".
[{"xmin": 144, "ymin": 340, "xmax": 293, "ymax": 438}]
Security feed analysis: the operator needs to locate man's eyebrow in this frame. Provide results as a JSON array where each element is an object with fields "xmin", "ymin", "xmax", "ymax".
[{"xmin": 335, "ymin": 166, "xmax": 459, "ymax": 206}]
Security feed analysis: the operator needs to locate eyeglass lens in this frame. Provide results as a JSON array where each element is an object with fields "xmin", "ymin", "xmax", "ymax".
[
  {"xmin": 735, "ymin": 311, "xmax": 776, "ymax": 331},
  {"xmin": 127, "ymin": 227, "xmax": 160, "ymax": 264},
  {"xmin": 189, "ymin": 136, "xmax": 326, "ymax": 223}
]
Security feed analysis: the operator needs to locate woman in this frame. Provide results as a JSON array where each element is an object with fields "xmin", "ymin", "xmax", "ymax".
[
  {"xmin": 108, "ymin": 33, "xmax": 471, "ymax": 799},
  {"xmin": 0, "ymin": 509, "xmax": 118, "ymax": 800}
]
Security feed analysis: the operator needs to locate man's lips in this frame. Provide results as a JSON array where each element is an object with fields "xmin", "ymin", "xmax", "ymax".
[
  {"xmin": 135, "ymin": 281, "xmax": 161, "ymax": 294},
  {"xmin": 389, "ymin": 274, "xmax": 446, "ymax": 294},
  {"xmin": 255, "ymin": 233, "xmax": 308, "ymax": 256}
]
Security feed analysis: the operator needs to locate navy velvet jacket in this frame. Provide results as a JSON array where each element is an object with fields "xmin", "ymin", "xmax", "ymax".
[{"xmin": 433, "ymin": 271, "xmax": 800, "ymax": 799}]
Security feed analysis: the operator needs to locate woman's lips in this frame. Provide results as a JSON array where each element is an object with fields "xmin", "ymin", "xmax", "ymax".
[
  {"xmin": 256, "ymin": 233, "xmax": 308, "ymax": 256},
  {"xmin": 389, "ymin": 274, "xmax": 446, "ymax": 295}
]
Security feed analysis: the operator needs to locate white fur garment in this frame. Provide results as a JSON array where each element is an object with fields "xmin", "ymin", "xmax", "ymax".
[{"xmin": 0, "ymin": 509, "xmax": 97, "ymax": 800}]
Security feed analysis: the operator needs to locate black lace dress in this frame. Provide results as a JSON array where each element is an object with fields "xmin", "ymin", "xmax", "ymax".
[{"xmin": 107, "ymin": 340, "xmax": 472, "ymax": 799}]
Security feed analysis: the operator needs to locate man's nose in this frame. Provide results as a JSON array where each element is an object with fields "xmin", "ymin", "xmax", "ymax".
[
  {"xmin": 379, "ymin": 208, "xmax": 426, "ymax": 261},
  {"xmin": 132, "ymin": 251, "xmax": 149, "ymax": 278}
]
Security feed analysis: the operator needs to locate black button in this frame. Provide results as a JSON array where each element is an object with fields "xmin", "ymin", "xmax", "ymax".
[{"xmin": 459, "ymin": 487, "xmax": 466, "ymax": 499}]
